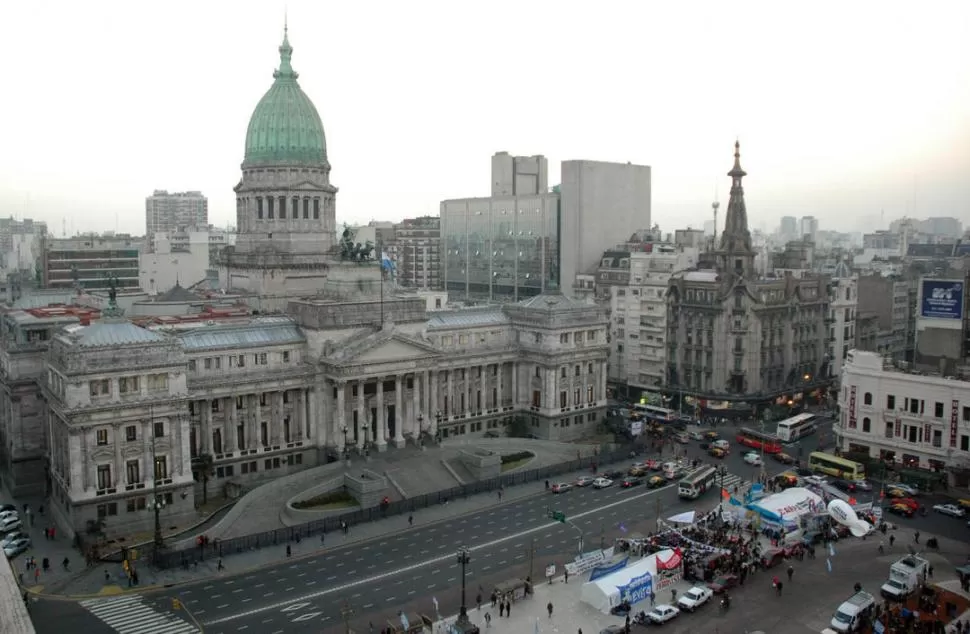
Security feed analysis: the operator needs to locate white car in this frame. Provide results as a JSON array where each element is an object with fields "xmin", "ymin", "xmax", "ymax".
[
  {"xmin": 889, "ymin": 483, "xmax": 919, "ymax": 496},
  {"xmin": 647, "ymin": 604, "xmax": 680, "ymax": 624},
  {"xmin": 0, "ymin": 516, "xmax": 22, "ymax": 534},
  {"xmin": 743, "ymin": 452, "xmax": 762, "ymax": 466},
  {"xmin": 677, "ymin": 585, "xmax": 713, "ymax": 612},
  {"xmin": 593, "ymin": 477, "xmax": 614, "ymax": 489},
  {"xmin": 0, "ymin": 510, "xmax": 18, "ymax": 522},
  {"xmin": 933, "ymin": 503, "xmax": 966, "ymax": 518},
  {"xmin": 804, "ymin": 475, "xmax": 827, "ymax": 487},
  {"xmin": 0, "ymin": 531, "xmax": 28, "ymax": 548}
]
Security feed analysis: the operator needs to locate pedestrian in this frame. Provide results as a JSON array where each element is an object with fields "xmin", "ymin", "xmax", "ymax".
[
  {"xmin": 498, "ymin": 601, "xmax": 504, "ymax": 618},
  {"xmin": 787, "ymin": 565, "xmax": 794, "ymax": 582},
  {"xmin": 321, "ymin": 532, "xmax": 326, "ymax": 545},
  {"xmin": 34, "ymin": 568, "xmax": 40, "ymax": 583},
  {"xmin": 914, "ymin": 531, "xmax": 920, "ymax": 544},
  {"xmin": 218, "ymin": 559, "xmax": 224, "ymax": 571},
  {"xmin": 104, "ymin": 569, "xmax": 110, "ymax": 583},
  {"xmin": 408, "ymin": 514, "xmax": 413, "ymax": 527},
  {"xmin": 42, "ymin": 558, "xmax": 49, "ymax": 572},
  {"xmin": 776, "ymin": 580, "xmax": 784, "ymax": 596},
  {"xmin": 564, "ymin": 568, "xmax": 569, "ymax": 584},
  {"xmin": 491, "ymin": 591, "xmax": 497, "ymax": 607},
  {"xmin": 476, "ymin": 593, "xmax": 482, "ymax": 610},
  {"xmin": 286, "ymin": 544, "xmax": 292, "ymax": 558},
  {"xmin": 890, "ymin": 534, "xmax": 896, "ymax": 547},
  {"xmin": 649, "ymin": 590, "xmax": 656, "ymax": 606},
  {"xmin": 62, "ymin": 557, "xmax": 69, "ymax": 571},
  {"xmin": 545, "ymin": 480, "xmax": 550, "ymax": 490},
  {"xmin": 547, "ymin": 601, "xmax": 554, "ymax": 618},
  {"xmin": 879, "ymin": 540, "xmax": 884, "ymax": 554},
  {"xmin": 506, "ymin": 600, "xmax": 511, "ymax": 617},
  {"xmin": 497, "ymin": 490, "xmax": 503, "ymax": 501},
  {"xmin": 929, "ymin": 565, "xmax": 934, "ymax": 578},
  {"xmin": 484, "ymin": 612, "xmax": 491, "ymax": 628},
  {"xmin": 38, "ymin": 505, "xmax": 43, "ymax": 516}
]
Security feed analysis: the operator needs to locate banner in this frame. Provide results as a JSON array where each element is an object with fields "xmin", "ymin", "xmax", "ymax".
[
  {"xmin": 848, "ymin": 386, "xmax": 857, "ymax": 429},
  {"xmin": 920, "ymin": 279, "xmax": 964, "ymax": 320},
  {"xmin": 589, "ymin": 557, "xmax": 629, "ymax": 582},
  {"xmin": 951, "ymin": 400, "xmax": 959, "ymax": 448},
  {"xmin": 656, "ymin": 548, "xmax": 683, "ymax": 571},
  {"xmin": 564, "ymin": 547, "xmax": 615, "ymax": 576},
  {"xmin": 618, "ymin": 571, "xmax": 653, "ymax": 605}
]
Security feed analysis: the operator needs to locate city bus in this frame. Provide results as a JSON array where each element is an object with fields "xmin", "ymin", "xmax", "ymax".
[
  {"xmin": 775, "ymin": 413, "xmax": 819, "ymax": 443},
  {"xmin": 632, "ymin": 403, "xmax": 677, "ymax": 423},
  {"xmin": 678, "ymin": 465, "xmax": 719, "ymax": 500},
  {"xmin": 735, "ymin": 427, "xmax": 783, "ymax": 454},
  {"xmin": 808, "ymin": 451, "xmax": 866, "ymax": 480}
]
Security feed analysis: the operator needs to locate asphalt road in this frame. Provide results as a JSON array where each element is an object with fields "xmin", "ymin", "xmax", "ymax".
[{"xmin": 30, "ymin": 419, "xmax": 969, "ymax": 633}]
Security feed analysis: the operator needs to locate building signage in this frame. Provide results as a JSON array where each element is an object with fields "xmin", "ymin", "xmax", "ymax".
[
  {"xmin": 920, "ymin": 279, "xmax": 964, "ymax": 320},
  {"xmin": 848, "ymin": 386, "xmax": 857, "ymax": 429},
  {"xmin": 951, "ymin": 400, "xmax": 959, "ymax": 448},
  {"xmin": 565, "ymin": 547, "xmax": 614, "ymax": 576},
  {"xmin": 924, "ymin": 424, "xmax": 931, "ymax": 444},
  {"xmin": 618, "ymin": 571, "xmax": 654, "ymax": 605}
]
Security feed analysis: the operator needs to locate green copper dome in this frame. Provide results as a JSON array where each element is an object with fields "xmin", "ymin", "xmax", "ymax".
[{"xmin": 243, "ymin": 28, "xmax": 328, "ymax": 167}]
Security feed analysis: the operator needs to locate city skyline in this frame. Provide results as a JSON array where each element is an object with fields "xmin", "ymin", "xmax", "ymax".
[{"xmin": 1, "ymin": 0, "xmax": 968, "ymax": 236}]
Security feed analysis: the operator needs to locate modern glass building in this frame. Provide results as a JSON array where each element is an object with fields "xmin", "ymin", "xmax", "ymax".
[{"xmin": 440, "ymin": 193, "xmax": 560, "ymax": 301}]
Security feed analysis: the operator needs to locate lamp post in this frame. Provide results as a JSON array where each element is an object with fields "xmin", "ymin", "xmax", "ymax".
[
  {"xmin": 341, "ymin": 425, "xmax": 348, "ymax": 457},
  {"xmin": 456, "ymin": 546, "xmax": 471, "ymax": 625},
  {"xmin": 435, "ymin": 410, "xmax": 442, "ymax": 440},
  {"xmin": 150, "ymin": 495, "xmax": 166, "ymax": 548}
]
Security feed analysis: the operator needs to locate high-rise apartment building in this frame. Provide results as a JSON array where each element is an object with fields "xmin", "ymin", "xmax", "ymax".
[
  {"xmin": 800, "ymin": 216, "xmax": 818, "ymax": 242},
  {"xmin": 42, "ymin": 234, "xmax": 144, "ymax": 292},
  {"xmin": 779, "ymin": 216, "xmax": 797, "ymax": 240},
  {"xmin": 490, "ymin": 152, "xmax": 549, "ymax": 196},
  {"xmin": 145, "ymin": 190, "xmax": 208, "ymax": 249},
  {"xmin": 383, "ymin": 216, "xmax": 441, "ymax": 289}
]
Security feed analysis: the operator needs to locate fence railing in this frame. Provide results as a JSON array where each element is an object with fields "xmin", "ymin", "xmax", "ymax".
[{"xmin": 147, "ymin": 445, "xmax": 634, "ymax": 570}]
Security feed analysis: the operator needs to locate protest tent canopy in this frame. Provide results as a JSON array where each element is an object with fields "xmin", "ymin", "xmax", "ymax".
[
  {"xmin": 747, "ymin": 487, "xmax": 823, "ymax": 525},
  {"xmin": 580, "ymin": 548, "xmax": 674, "ymax": 613},
  {"xmin": 667, "ymin": 511, "xmax": 696, "ymax": 524}
]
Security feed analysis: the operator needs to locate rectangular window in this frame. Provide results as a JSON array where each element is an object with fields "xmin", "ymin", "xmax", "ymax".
[
  {"xmin": 935, "ymin": 402, "xmax": 944, "ymax": 418},
  {"xmin": 313, "ymin": 198, "xmax": 320, "ymax": 219},
  {"xmin": 89, "ymin": 379, "xmax": 110, "ymax": 397},
  {"xmin": 932, "ymin": 430, "xmax": 943, "ymax": 447},
  {"xmin": 303, "ymin": 198, "xmax": 309, "ymax": 218},
  {"xmin": 292, "ymin": 197, "xmax": 299, "ymax": 218},
  {"xmin": 282, "ymin": 351, "xmax": 291, "ymax": 363},
  {"xmin": 154, "ymin": 456, "xmax": 168, "ymax": 481},
  {"xmin": 267, "ymin": 196, "xmax": 274, "ymax": 219},
  {"xmin": 119, "ymin": 376, "xmax": 140, "ymax": 394},
  {"xmin": 261, "ymin": 422, "xmax": 269, "ymax": 446},
  {"xmin": 189, "ymin": 359, "xmax": 197, "ymax": 372},
  {"xmin": 279, "ymin": 197, "xmax": 286, "ymax": 219},
  {"xmin": 153, "ymin": 421, "xmax": 165, "ymax": 438},
  {"xmin": 964, "ymin": 407, "xmax": 970, "ymax": 422},
  {"xmin": 148, "ymin": 373, "xmax": 168, "ymax": 391},
  {"xmin": 97, "ymin": 465, "xmax": 112, "ymax": 490},
  {"xmin": 204, "ymin": 358, "xmax": 212, "ymax": 370},
  {"xmin": 573, "ymin": 388, "xmax": 580, "ymax": 406},
  {"xmin": 559, "ymin": 391, "xmax": 567, "ymax": 408},
  {"xmin": 885, "ymin": 423, "xmax": 894, "ymax": 438},
  {"xmin": 887, "ymin": 395, "xmax": 895, "ymax": 409},
  {"xmin": 125, "ymin": 425, "xmax": 136, "ymax": 442},
  {"xmin": 256, "ymin": 197, "xmax": 264, "ymax": 219},
  {"xmin": 126, "ymin": 459, "xmax": 140, "ymax": 484},
  {"xmin": 587, "ymin": 386, "xmax": 594, "ymax": 403},
  {"xmin": 96, "ymin": 429, "xmax": 108, "ymax": 445}
]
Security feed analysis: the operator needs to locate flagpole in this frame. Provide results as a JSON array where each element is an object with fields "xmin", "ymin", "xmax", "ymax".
[{"xmin": 379, "ymin": 238, "xmax": 384, "ymax": 328}]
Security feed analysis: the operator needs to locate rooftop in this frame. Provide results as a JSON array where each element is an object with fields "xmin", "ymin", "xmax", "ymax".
[
  {"xmin": 5, "ymin": 305, "xmax": 101, "ymax": 326},
  {"xmin": 426, "ymin": 307, "xmax": 508, "ymax": 330},
  {"xmin": 175, "ymin": 316, "xmax": 305, "ymax": 351},
  {"xmin": 62, "ymin": 320, "xmax": 167, "ymax": 348}
]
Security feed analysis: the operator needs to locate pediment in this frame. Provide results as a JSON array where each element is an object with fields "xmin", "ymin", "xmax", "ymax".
[{"xmin": 349, "ymin": 335, "xmax": 439, "ymax": 364}]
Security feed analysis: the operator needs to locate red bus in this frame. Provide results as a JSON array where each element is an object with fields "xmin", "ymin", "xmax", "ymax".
[{"xmin": 735, "ymin": 427, "xmax": 783, "ymax": 454}]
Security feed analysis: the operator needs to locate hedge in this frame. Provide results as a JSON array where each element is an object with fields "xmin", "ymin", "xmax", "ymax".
[{"xmin": 501, "ymin": 451, "xmax": 535, "ymax": 464}]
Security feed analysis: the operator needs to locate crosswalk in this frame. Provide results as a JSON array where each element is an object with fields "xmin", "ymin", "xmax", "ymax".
[
  {"xmin": 719, "ymin": 471, "xmax": 749, "ymax": 493},
  {"xmin": 79, "ymin": 595, "xmax": 199, "ymax": 634}
]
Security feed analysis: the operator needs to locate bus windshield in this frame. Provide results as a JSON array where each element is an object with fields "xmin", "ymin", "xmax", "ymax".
[{"xmin": 808, "ymin": 451, "xmax": 866, "ymax": 479}]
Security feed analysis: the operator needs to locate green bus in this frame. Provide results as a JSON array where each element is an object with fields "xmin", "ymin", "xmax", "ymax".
[{"xmin": 808, "ymin": 451, "xmax": 866, "ymax": 480}]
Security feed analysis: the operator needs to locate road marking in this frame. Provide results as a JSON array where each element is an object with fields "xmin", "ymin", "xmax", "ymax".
[
  {"xmin": 254, "ymin": 583, "xmax": 265, "ymax": 589},
  {"xmin": 218, "ymin": 603, "xmax": 229, "ymax": 609},
  {"xmin": 232, "ymin": 588, "xmax": 243, "ymax": 593},
  {"xmin": 297, "ymin": 572, "xmax": 306, "ymax": 577},
  {"xmin": 212, "ymin": 594, "xmax": 223, "ymax": 599},
  {"xmin": 202, "ymin": 483, "xmax": 673, "ymax": 627}
]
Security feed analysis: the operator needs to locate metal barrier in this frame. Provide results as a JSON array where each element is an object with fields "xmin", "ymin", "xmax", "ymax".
[{"xmin": 149, "ymin": 445, "xmax": 634, "ymax": 569}]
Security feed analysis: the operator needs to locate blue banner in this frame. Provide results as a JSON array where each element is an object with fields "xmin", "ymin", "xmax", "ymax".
[
  {"xmin": 921, "ymin": 279, "xmax": 964, "ymax": 320},
  {"xmin": 618, "ymin": 571, "xmax": 654, "ymax": 605},
  {"xmin": 589, "ymin": 557, "xmax": 629, "ymax": 581}
]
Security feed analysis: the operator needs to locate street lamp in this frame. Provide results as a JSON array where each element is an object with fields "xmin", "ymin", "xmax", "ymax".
[
  {"xmin": 456, "ymin": 546, "xmax": 471, "ymax": 625},
  {"xmin": 150, "ymin": 495, "xmax": 165, "ymax": 547},
  {"xmin": 341, "ymin": 424, "xmax": 348, "ymax": 456},
  {"xmin": 435, "ymin": 410, "xmax": 442, "ymax": 441}
]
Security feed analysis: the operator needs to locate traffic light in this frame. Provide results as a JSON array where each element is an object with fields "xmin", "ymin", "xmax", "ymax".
[
  {"xmin": 548, "ymin": 510, "xmax": 566, "ymax": 523},
  {"xmin": 172, "ymin": 598, "xmax": 182, "ymax": 610}
]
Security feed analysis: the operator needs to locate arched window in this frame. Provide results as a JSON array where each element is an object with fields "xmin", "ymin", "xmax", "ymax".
[
  {"xmin": 862, "ymin": 417, "xmax": 871, "ymax": 433},
  {"xmin": 303, "ymin": 198, "xmax": 310, "ymax": 218},
  {"xmin": 863, "ymin": 392, "xmax": 872, "ymax": 405},
  {"xmin": 292, "ymin": 197, "xmax": 299, "ymax": 218},
  {"xmin": 278, "ymin": 196, "xmax": 286, "ymax": 219},
  {"xmin": 256, "ymin": 197, "xmax": 263, "ymax": 219},
  {"xmin": 313, "ymin": 198, "xmax": 321, "ymax": 219}
]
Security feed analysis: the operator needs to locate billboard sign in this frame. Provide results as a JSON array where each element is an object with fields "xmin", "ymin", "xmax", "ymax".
[{"xmin": 920, "ymin": 279, "xmax": 964, "ymax": 320}]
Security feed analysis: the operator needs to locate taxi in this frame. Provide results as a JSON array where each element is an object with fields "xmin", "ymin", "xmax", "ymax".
[
  {"xmin": 704, "ymin": 430, "xmax": 719, "ymax": 441},
  {"xmin": 956, "ymin": 498, "xmax": 970, "ymax": 510},
  {"xmin": 647, "ymin": 475, "xmax": 667, "ymax": 488},
  {"xmin": 708, "ymin": 447, "xmax": 727, "ymax": 459}
]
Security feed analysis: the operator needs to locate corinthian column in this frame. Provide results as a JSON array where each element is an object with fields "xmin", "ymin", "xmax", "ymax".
[{"xmin": 394, "ymin": 375, "xmax": 405, "ymax": 448}]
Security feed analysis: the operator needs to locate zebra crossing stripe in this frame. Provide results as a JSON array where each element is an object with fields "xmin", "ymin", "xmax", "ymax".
[{"xmin": 79, "ymin": 595, "xmax": 199, "ymax": 634}]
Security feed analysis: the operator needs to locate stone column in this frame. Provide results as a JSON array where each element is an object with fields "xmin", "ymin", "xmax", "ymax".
[
  {"xmin": 202, "ymin": 400, "xmax": 213, "ymax": 454},
  {"xmin": 252, "ymin": 393, "xmax": 261, "ymax": 449},
  {"xmin": 480, "ymin": 365, "xmax": 487, "ymax": 412},
  {"xmin": 465, "ymin": 367, "xmax": 473, "ymax": 415},
  {"xmin": 430, "ymin": 370, "xmax": 438, "ymax": 416},
  {"xmin": 497, "ymin": 362, "xmax": 504, "ymax": 410},
  {"xmin": 113, "ymin": 423, "xmax": 123, "ymax": 485},
  {"xmin": 335, "ymin": 381, "xmax": 346, "ymax": 452},
  {"xmin": 511, "ymin": 363, "xmax": 518, "ymax": 407},
  {"xmin": 375, "ymin": 378, "xmax": 387, "ymax": 450},
  {"xmin": 412, "ymin": 373, "xmax": 421, "ymax": 437},
  {"xmin": 356, "ymin": 380, "xmax": 366, "ymax": 448},
  {"xmin": 141, "ymin": 420, "xmax": 152, "ymax": 484},
  {"xmin": 227, "ymin": 396, "xmax": 237, "ymax": 453},
  {"xmin": 446, "ymin": 370, "xmax": 454, "ymax": 418},
  {"xmin": 599, "ymin": 363, "xmax": 607, "ymax": 403},
  {"xmin": 394, "ymin": 375, "xmax": 404, "ymax": 447}
]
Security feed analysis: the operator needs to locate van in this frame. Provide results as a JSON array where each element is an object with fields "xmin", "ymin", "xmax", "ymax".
[
  {"xmin": 880, "ymin": 555, "xmax": 928, "ymax": 601},
  {"xmin": 829, "ymin": 591, "xmax": 875, "ymax": 632},
  {"xmin": 712, "ymin": 439, "xmax": 730, "ymax": 452}
]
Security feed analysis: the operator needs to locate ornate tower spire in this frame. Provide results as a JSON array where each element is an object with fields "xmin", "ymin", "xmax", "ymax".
[
  {"xmin": 275, "ymin": 21, "xmax": 297, "ymax": 80},
  {"xmin": 718, "ymin": 140, "xmax": 753, "ymax": 254}
]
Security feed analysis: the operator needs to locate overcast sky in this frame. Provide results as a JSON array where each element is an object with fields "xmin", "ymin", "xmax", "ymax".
[{"xmin": 1, "ymin": 0, "xmax": 968, "ymax": 237}]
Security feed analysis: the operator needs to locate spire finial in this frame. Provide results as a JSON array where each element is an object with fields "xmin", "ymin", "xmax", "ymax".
[
  {"xmin": 284, "ymin": 7, "xmax": 288, "ymax": 39},
  {"xmin": 275, "ymin": 17, "xmax": 297, "ymax": 79}
]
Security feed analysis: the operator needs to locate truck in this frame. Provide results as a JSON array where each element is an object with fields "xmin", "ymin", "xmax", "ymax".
[{"xmin": 879, "ymin": 555, "xmax": 928, "ymax": 601}]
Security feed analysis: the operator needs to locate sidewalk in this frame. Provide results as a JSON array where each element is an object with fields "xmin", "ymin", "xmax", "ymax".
[{"xmin": 39, "ymin": 459, "xmax": 607, "ymax": 597}]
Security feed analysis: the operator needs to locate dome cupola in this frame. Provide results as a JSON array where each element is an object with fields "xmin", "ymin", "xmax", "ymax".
[{"xmin": 243, "ymin": 26, "xmax": 328, "ymax": 168}]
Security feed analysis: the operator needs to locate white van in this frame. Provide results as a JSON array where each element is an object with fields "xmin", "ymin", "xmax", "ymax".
[
  {"xmin": 880, "ymin": 555, "xmax": 928, "ymax": 601},
  {"xmin": 830, "ymin": 591, "xmax": 875, "ymax": 632}
]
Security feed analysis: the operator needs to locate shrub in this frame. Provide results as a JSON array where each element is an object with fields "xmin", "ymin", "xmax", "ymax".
[
  {"xmin": 501, "ymin": 451, "xmax": 534, "ymax": 465},
  {"xmin": 291, "ymin": 488, "xmax": 357, "ymax": 510}
]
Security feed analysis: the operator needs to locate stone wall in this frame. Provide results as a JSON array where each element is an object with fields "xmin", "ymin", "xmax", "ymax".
[
  {"xmin": 344, "ymin": 469, "xmax": 388, "ymax": 508},
  {"xmin": 458, "ymin": 448, "xmax": 501, "ymax": 480}
]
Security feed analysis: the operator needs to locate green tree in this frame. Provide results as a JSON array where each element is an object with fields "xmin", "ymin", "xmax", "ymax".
[
  {"xmin": 192, "ymin": 453, "xmax": 215, "ymax": 505},
  {"xmin": 507, "ymin": 416, "xmax": 530, "ymax": 438}
]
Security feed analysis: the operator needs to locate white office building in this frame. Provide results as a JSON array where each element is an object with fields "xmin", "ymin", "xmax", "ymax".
[{"xmin": 836, "ymin": 349, "xmax": 970, "ymax": 488}]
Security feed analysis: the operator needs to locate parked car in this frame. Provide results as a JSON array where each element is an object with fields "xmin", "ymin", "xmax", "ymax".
[
  {"xmin": 955, "ymin": 498, "xmax": 970, "ymax": 510},
  {"xmin": 832, "ymin": 479, "xmax": 858, "ymax": 493},
  {"xmin": 933, "ymin": 503, "xmax": 966, "ymax": 518},
  {"xmin": 2, "ymin": 536, "xmax": 30, "ymax": 559},
  {"xmin": 0, "ymin": 516, "xmax": 23, "ymax": 534},
  {"xmin": 888, "ymin": 503, "xmax": 914, "ymax": 518},
  {"xmin": 593, "ymin": 477, "xmax": 614, "ymax": 489},
  {"xmin": 621, "ymin": 477, "xmax": 643, "ymax": 489},
  {"xmin": 551, "ymin": 483, "xmax": 572, "ymax": 494},
  {"xmin": 0, "ymin": 510, "xmax": 18, "ymax": 522},
  {"xmin": 761, "ymin": 548, "xmax": 786, "ymax": 569},
  {"xmin": 0, "ymin": 531, "xmax": 28, "ymax": 548},
  {"xmin": 794, "ymin": 466, "xmax": 814, "ymax": 477},
  {"xmin": 708, "ymin": 574, "xmax": 739, "ymax": 594},
  {"xmin": 677, "ymin": 585, "xmax": 713, "ymax": 612},
  {"xmin": 773, "ymin": 452, "xmax": 795, "ymax": 464},
  {"xmin": 743, "ymin": 452, "xmax": 763, "ymax": 466},
  {"xmin": 704, "ymin": 431, "xmax": 719, "ymax": 440},
  {"xmin": 601, "ymin": 469, "xmax": 625, "ymax": 480},
  {"xmin": 628, "ymin": 464, "xmax": 648, "ymax": 477},
  {"xmin": 646, "ymin": 605, "xmax": 680, "ymax": 624},
  {"xmin": 0, "ymin": 504, "xmax": 16, "ymax": 515},
  {"xmin": 575, "ymin": 476, "xmax": 595, "ymax": 488},
  {"xmin": 483, "ymin": 430, "xmax": 501, "ymax": 438},
  {"xmin": 803, "ymin": 475, "xmax": 827, "ymax": 487},
  {"xmin": 712, "ymin": 439, "xmax": 730, "ymax": 452},
  {"xmin": 850, "ymin": 479, "xmax": 873, "ymax": 492}
]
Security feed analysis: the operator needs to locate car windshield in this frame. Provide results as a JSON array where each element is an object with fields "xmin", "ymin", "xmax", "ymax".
[
  {"xmin": 834, "ymin": 610, "xmax": 852, "ymax": 624},
  {"xmin": 887, "ymin": 580, "xmax": 904, "ymax": 589},
  {"xmin": 687, "ymin": 590, "xmax": 701, "ymax": 599}
]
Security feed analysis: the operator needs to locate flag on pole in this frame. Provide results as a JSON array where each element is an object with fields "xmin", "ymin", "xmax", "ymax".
[
  {"xmin": 432, "ymin": 596, "xmax": 439, "ymax": 610},
  {"xmin": 400, "ymin": 613, "xmax": 410, "ymax": 630},
  {"xmin": 829, "ymin": 542, "xmax": 836, "ymax": 557},
  {"xmin": 826, "ymin": 558, "xmax": 832, "ymax": 573}
]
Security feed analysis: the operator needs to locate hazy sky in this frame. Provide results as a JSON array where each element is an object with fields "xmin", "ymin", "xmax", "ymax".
[{"xmin": 1, "ymin": 1, "xmax": 968, "ymax": 237}]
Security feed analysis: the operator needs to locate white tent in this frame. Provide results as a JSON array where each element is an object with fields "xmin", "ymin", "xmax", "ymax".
[
  {"xmin": 748, "ymin": 487, "xmax": 823, "ymax": 524},
  {"xmin": 580, "ymin": 549, "xmax": 674, "ymax": 613},
  {"xmin": 667, "ymin": 511, "xmax": 696, "ymax": 524}
]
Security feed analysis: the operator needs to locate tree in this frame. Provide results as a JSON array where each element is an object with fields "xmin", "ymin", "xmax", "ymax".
[
  {"xmin": 507, "ymin": 416, "xmax": 530, "ymax": 438},
  {"xmin": 193, "ymin": 453, "xmax": 215, "ymax": 505}
]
